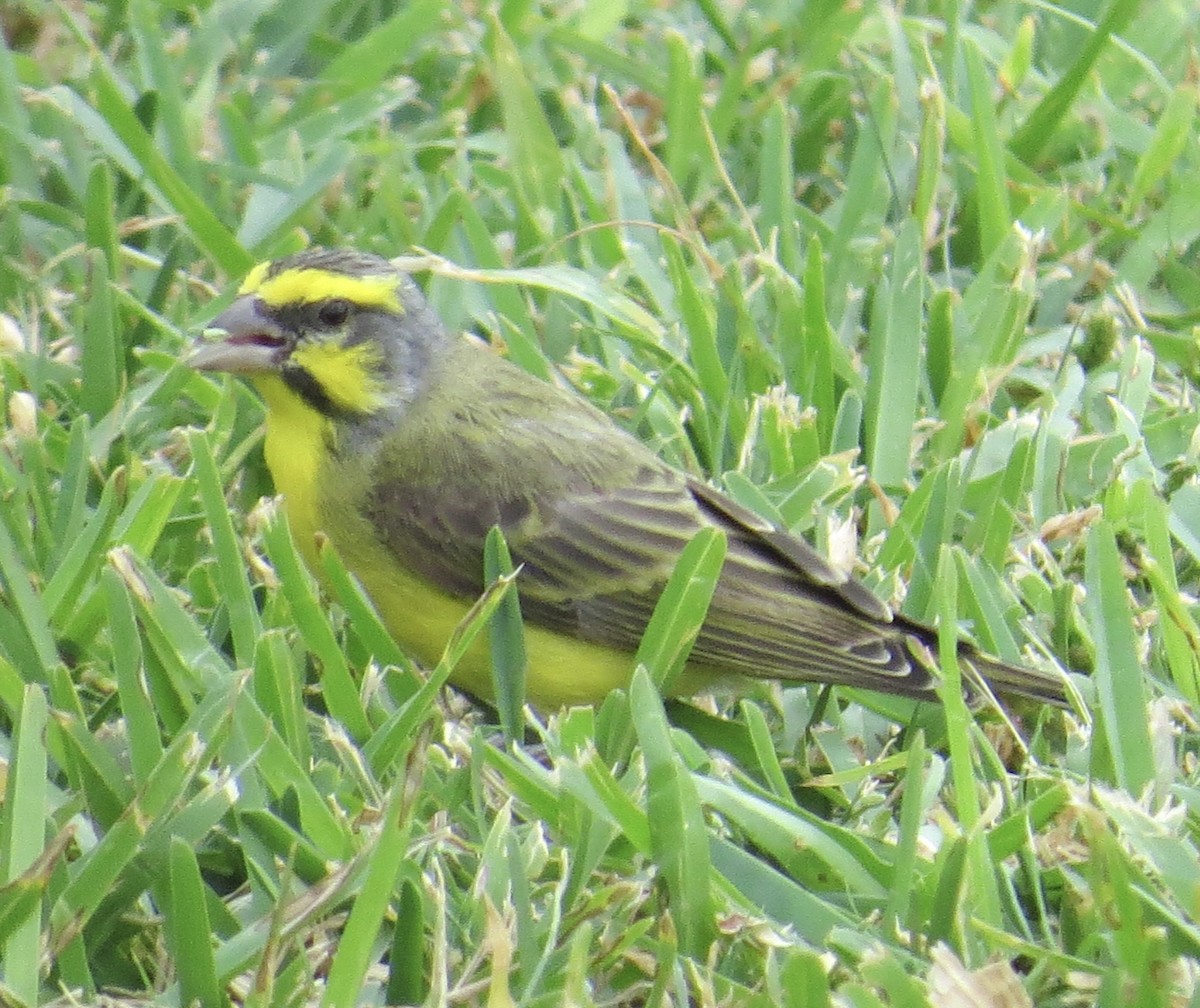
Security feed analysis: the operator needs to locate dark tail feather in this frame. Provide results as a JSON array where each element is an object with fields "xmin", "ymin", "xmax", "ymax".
[{"xmin": 963, "ymin": 648, "xmax": 1072, "ymax": 708}]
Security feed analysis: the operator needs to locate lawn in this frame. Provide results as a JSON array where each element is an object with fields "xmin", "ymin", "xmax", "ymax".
[{"xmin": 2, "ymin": 1, "xmax": 1200, "ymax": 1005}]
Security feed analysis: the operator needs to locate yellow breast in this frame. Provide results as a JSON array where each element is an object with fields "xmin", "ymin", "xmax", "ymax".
[
  {"xmin": 256, "ymin": 375, "xmax": 328, "ymax": 571},
  {"xmin": 256, "ymin": 373, "xmax": 641, "ymax": 707}
]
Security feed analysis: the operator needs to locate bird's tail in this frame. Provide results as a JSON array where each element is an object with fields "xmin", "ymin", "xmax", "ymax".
[{"xmin": 963, "ymin": 647, "xmax": 1072, "ymax": 709}]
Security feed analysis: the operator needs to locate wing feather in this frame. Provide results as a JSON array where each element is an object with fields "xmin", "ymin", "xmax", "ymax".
[{"xmin": 358, "ymin": 342, "xmax": 1065, "ymax": 705}]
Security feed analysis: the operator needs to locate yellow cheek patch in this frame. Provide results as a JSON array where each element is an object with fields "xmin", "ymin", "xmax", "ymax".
[
  {"xmin": 244, "ymin": 266, "xmax": 402, "ymax": 314},
  {"xmin": 290, "ymin": 341, "xmax": 388, "ymax": 413}
]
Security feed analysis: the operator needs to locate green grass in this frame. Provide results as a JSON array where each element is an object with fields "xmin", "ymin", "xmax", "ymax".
[{"xmin": 1, "ymin": 0, "xmax": 1200, "ymax": 1004}]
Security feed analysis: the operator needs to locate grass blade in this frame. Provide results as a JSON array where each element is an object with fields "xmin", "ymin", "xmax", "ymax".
[
  {"xmin": 629, "ymin": 668, "xmax": 714, "ymax": 959},
  {"xmin": 1086, "ymin": 520, "xmax": 1154, "ymax": 795},
  {"xmin": 1, "ymin": 686, "xmax": 49, "ymax": 1003},
  {"xmin": 485, "ymin": 525, "xmax": 527, "ymax": 745},
  {"xmin": 633, "ymin": 527, "xmax": 726, "ymax": 694}
]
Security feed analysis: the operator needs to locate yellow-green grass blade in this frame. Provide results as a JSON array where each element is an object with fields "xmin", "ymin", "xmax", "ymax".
[
  {"xmin": 629, "ymin": 668, "xmax": 715, "ymax": 959},
  {"xmin": 485, "ymin": 524, "xmax": 528, "ymax": 746},
  {"xmin": 189, "ymin": 429, "xmax": 262, "ymax": 667},
  {"xmin": 320, "ymin": 779, "xmax": 419, "ymax": 1008},
  {"xmin": 1086, "ymin": 519, "xmax": 1154, "ymax": 795},
  {"xmin": 166, "ymin": 838, "xmax": 224, "ymax": 1008},
  {"xmin": 262, "ymin": 515, "xmax": 371, "ymax": 742},
  {"xmin": 635, "ymin": 527, "xmax": 726, "ymax": 694},
  {"xmin": 1009, "ymin": 0, "xmax": 1142, "ymax": 164},
  {"xmin": 0, "ymin": 686, "xmax": 49, "ymax": 1003}
]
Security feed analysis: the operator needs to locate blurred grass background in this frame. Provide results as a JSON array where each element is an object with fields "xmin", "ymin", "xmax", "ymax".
[{"xmin": 2, "ymin": 0, "xmax": 1200, "ymax": 1005}]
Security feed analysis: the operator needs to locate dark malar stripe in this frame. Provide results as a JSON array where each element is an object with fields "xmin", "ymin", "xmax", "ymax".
[{"xmin": 282, "ymin": 363, "xmax": 343, "ymax": 418}]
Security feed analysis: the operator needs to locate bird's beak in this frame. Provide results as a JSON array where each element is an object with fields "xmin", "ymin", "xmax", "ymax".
[{"xmin": 189, "ymin": 295, "xmax": 291, "ymax": 374}]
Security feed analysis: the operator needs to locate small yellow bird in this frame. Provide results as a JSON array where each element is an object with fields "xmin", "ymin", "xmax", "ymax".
[{"xmin": 191, "ymin": 248, "xmax": 1068, "ymax": 710}]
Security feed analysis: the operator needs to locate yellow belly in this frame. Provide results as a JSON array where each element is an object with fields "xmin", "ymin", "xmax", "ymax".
[
  {"xmin": 255, "ymin": 376, "xmax": 724, "ymax": 707},
  {"xmin": 340, "ymin": 549, "xmax": 723, "ymax": 706},
  {"xmin": 257, "ymin": 390, "xmax": 643, "ymax": 708},
  {"xmin": 344, "ymin": 554, "xmax": 642, "ymax": 707}
]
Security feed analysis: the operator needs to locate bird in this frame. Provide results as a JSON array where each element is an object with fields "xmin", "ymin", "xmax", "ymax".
[{"xmin": 189, "ymin": 247, "xmax": 1069, "ymax": 711}]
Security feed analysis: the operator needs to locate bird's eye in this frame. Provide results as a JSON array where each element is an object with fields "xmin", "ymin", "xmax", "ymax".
[{"xmin": 318, "ymin": 299, "xmax": 352, "ymax": 327}]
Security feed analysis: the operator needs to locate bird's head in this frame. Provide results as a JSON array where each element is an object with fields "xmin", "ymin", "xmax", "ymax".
[{"xmin": 191, "ymin": 248, "xmax": 447, "ymax": 424}]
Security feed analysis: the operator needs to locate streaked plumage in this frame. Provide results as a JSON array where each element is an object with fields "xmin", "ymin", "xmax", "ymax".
[{"xmin": 191, "ymin": 249, "xmax": 1069, "ymax": 710}]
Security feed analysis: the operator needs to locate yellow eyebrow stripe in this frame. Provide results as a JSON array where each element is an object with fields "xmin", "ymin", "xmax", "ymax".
[
  {"xmin": 241, "ymin": 265, "xmax": 402, "ymax": 313},
  {"xmin": 237, "ymin": 261, "xmax": 271, "ymax": 295}
]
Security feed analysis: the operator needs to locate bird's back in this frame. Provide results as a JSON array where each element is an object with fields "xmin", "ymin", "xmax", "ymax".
[{"xmin": 353, "ymin": 339, "xmax": 1068, "ymax": 708}]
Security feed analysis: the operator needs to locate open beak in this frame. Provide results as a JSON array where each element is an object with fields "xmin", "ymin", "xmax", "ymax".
[{"xmin": 189, "ymin": 296, "xmax": 291, "ymax": 374}]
